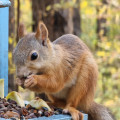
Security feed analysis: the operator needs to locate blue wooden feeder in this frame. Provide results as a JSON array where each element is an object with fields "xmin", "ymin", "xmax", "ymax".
[
  {"xmin": 0, "ymin": 0, "xmax": 11, "ymax": 96},
  {"xmin": 0, "ymin": 0, "xmax": 88, "ymax": 119},
  {"xmin": 0, "ymin": 114, "xmax": 88, "ymax": 120}
]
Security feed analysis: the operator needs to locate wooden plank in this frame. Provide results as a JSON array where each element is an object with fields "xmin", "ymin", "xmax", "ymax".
[
  {"xmin": 0, "ymin": 7, "xmax": 9, "ymax": 96},
  {"xmin": 28, "ymin": 114, "xmax": 88, "ymax": 120},
  {"xmin": 0, "ymin": 114, "xmax": 88, "ymax": 120}
]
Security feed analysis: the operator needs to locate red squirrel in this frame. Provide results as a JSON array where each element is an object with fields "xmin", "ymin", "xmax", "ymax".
[{"xmin": 13, "ymin": 22, "xmax": 114, "ymax": 120}]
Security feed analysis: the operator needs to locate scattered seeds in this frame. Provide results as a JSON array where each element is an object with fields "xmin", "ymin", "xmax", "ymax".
[{"xmin": 0, "ymin": 98, "xmax": 63, "ymax": 119}]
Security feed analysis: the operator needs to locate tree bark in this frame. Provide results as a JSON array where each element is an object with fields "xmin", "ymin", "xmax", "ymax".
[
  {"xmin": 73, "ymin": 0, "xmax": 81, "ymax": 37},
  {"xmin": 32, "ymin": 0, "xmax": 81, "ymax": 41},
  {"xmin": 32, "ymin": 0, "xmax": 55, "ymax": 41},
  {"xmin": 96, "ymin": 0, "xmax": 108, "ymax": 94},
  {"xmin": 9, "ymin": 0, "xmax": 15, "ymax": 37},
  {"xmin": 96, "ymin": 0, "xmax": 108, "ymax": 41},
  {"xmin": 9, "ymin": 0, "xmax": 18, "ymax": 92},
  {"xmin": 16, "ymin": 0, "xmax": 20, "ymax": 42}
]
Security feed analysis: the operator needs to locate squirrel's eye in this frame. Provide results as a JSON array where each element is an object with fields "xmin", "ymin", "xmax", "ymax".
[{"xmin": 31, "ymin": 52, "xmax": 38, "ymax": 61}]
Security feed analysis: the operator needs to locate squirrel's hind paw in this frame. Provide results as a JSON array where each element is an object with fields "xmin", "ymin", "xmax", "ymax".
[{"xmin": 63, "ymin": 107, "xmax": 84, "ymax": 120}]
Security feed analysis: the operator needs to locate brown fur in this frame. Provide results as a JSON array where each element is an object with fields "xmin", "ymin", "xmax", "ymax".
[{"xmin": 13, "ymin": 22, "xmax": 114, "ymax": 120}]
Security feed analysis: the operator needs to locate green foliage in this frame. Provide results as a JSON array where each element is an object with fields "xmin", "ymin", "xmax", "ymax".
[{"xmin": 80, "ymin": 0, "xmax": 120, "ymax": 119}]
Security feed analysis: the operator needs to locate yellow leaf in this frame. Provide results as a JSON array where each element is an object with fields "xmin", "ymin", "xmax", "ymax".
[
  {"xmin": 111, "ymin": 68, "xmax": 116, "ymax": 74},
  {"xmin": 97, "ymin": 51, "xmax": 106, "ymax": 57},
  {"xmin": 104, "ymin": 100, "xmax": 115, "ymax": 107},
  {"xmin": 46, "ymin": 5, "xmax": 51, "ymax": 11},
  {"xmin": 85, "ymin": 8, "xmax": 94, "ymax": 15},
  {"xmin": 99, "ymin": 5, "xmax": 107, "ymax": 15},
  {"xmin": 8, "ymin": 52, "xmax": 12, "ymax": 59},
  {"xmin": 81, "ymin": 1, "xmax": 88, "ymax": 9},
  {"xmin": 9, "ymin": 37, "xmax": 13, "ymax": 44}
]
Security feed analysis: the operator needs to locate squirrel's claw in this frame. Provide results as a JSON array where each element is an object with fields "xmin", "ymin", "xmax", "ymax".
[
  {"xmin": 16, "ymin": 78, "xmax": 23, "ymax": 86},
  {"xmin": 24, "ymin": 75, "xmax": 37, "ymax": 88},
  {"xmin": 63, "ymin": 107, "xmax": 83, "ymax": 120}
]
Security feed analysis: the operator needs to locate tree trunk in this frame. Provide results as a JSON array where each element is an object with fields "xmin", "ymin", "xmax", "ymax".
[
  {"xmin": 9, "ymin": 0, "xmax": 15, "ymax": 37},
  {"xmin": 96, "ymin": 0, "xmax": 108, "ymax": 94},
  {"xmin": 9, "ymin": 0, "xmax": 18, "ymax": 92},
  {"xmin": 73, "ymin": 0, "xmax": 81, "ymax": 37},
  {"xmin": 32, "ymin": 0, "xmax": 55, "ymax": 41},
  {"xmin": 32, "ymin": 0, "xmax": 81, "ymax": 41},
  {"xmin": 96, "ymin": 0, "xmax": 108, "ymax": 41},
  {"xmin": 16, "ymin": 0, "xmax": 20, "ymax": 42}
]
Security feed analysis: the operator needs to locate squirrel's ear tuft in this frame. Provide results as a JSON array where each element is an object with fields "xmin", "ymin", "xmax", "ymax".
[
  {"xmin": 18, "ymin": 23, "xmax": 26, "ymax": 39},
  {"xmin": 35, "ymin": 22, "xmax": 49, "ymax": 46}
]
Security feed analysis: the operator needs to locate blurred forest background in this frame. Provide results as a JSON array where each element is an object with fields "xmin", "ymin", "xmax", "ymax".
[{"xmin": 8, "ymin": 0, "xmax": 120, "ymax": 119}]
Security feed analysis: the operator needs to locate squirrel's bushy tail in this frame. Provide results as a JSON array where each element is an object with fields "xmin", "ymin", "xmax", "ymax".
[{"xmin": 88, "ymin": 101, "xmax": 114, "ymax": 120}]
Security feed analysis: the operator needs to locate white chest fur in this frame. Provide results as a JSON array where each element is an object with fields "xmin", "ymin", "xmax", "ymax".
[{"xmin": 52, "ymin": 77, "xmax": 77, "ymax": 100}]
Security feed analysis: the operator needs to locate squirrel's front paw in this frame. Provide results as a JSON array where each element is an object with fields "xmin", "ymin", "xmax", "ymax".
[
  {"xmin": 24, "ymin": 75, "xmax": 37, "ymax": 88},
  {"xmin": 16, "ymin": 78, "xmax": 24, "ymax": 86}
]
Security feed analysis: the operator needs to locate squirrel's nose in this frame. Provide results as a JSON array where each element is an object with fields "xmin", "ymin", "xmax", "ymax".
[
  {"xmin": 17, "ymin": 75, "xmax": 27, "ymax": 79},
  {"xmin": 17, "ymin": 72, "xmax": 32, "ymax": 79},
  {"xmin": 24, "ymin": 72, "xmax": 32, "ymax": 77},
  {"xmin": 16, "ymin": 66, "xmax": 33, "ymax": 79},
  {"xmin": 17, "ymin": 72, "xmax": 31, "ymax": 79}
]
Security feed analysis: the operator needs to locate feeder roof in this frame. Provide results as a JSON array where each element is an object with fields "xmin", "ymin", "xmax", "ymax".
[{"xmin": 0, "ymin": 0, "xmax": 11, "ymax": 7}]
